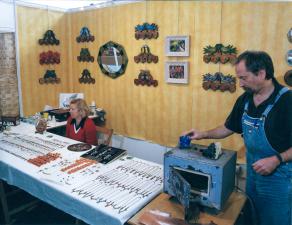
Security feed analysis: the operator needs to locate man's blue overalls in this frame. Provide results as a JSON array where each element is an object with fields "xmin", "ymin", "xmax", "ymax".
[{"xmin": 242, "ymin": 87, "xmax": 292, "ymax": 225}]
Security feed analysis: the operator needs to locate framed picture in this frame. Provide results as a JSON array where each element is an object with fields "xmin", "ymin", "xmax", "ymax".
[
  {"xmin": 59, "ymin": 93, "xmax": 84, "ymax": 108},
  {"xmin": 165, "ymin": 35, "xmax": 189, "ymax": 56},
  {"xmin": 165, "ymin": 62, "xmax": 188, "ymax": 84}
]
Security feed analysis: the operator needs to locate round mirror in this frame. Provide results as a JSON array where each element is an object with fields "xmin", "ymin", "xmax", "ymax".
[
  {"xmin": 97, "ymin": 41, "xmax": 128, "ymax": 79},
  {"xmin": 286, "ymin": 49, "xmax": 292, "ymax": 66}
]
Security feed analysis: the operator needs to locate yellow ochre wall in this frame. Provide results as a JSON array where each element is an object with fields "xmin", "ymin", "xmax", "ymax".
[{"xmin": 17, "ymin": 1, "xmax": 292, "ymax": 150}]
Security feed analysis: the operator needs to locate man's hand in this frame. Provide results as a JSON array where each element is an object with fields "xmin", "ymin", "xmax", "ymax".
[
  {"xmin": 252, "ymin": 156, "xmax": 281, "ymax": 175},
  {"xmin": 182, "ymin": 129, "xmax": 205, "ymax": 140}
]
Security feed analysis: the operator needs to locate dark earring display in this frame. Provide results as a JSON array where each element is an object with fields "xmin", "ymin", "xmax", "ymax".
[
  {"xmin": 76, "ymin": 27, "xmax": 95, "ymax": 43},
  {"xmin": 79, "ymin": 69, "xmax": 95, "ymax": 84},
  {"xmin": 39, "ymin": 70, "xmax": 61, "ymax": 84},
  {"xmin": 134, "ymin": 45, "xmax": 158, "ymax": 64},
  {"xmin": 38, "ymin": 30, "xmax": 60, "ymax": 45},
  {"xmin": 287, "ymin": 28, "xmax": 292, "ymax": 43},
  {"xmin": 39, "ymin": 51, "xmax": 60, "ymax": 65},
  {"xmin": 203, "ymin": 44, "xmax": 237, "ymax": 64},
  {"xmin": 135, "ymin": 23, "xmax": 159, "ymax": 40},
  {"xmin": 202, "ymin": 72, "xmax": 236, "ymax": 93},
  {"xmin": 77, "ymin": 48, "xmax": 94, "ymax": 62},
  {"xmin": 284, "ymin": 70, "xmax": 292, "ymax": 87},
  {"xmin": 134, "ymin": 70, "xmax": 158, "ymax": 87}
]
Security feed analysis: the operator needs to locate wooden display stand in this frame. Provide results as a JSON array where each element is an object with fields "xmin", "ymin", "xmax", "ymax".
[{"xmin": 128, "ymin": 192, "xmax": 246, "ymax": 225}]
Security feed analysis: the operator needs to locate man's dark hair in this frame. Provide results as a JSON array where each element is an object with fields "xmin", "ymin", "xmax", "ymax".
[{"xmin": 235, "ymin": 51, "xmax": 274, "ymax": 80}]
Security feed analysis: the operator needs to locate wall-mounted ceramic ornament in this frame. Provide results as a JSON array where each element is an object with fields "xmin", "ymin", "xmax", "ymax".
[
  {"xmin": 284, "ymin": 70, "xmax": 292, "ymax": 87},
  {"xmin": 135, "ymin": 23, "xmax": 159, "ymax": 40},
  {"xmin": 76, "ymin": 27, "xmax": 95, "ymax": 43},
  {"xmin": 134, "ymin": 45, "xmax": 158, "ymax": 63},
  {"xmin": 38, "ymin": 30, "xmax": 60, "ymax": 45},
  {"xmin": 134, "ymin": 70, "xmax": 158, "ymax": 87},
  {"xmin": 202, "ymin": 72, "xmax": 236, "ymax": 93},
  {"xmin": 79, "ymin": 69, "xmax": 95, "ymax": 84},
  {"xmin": 97, "ymin": 41, "xmax": 128, "ymax": 79},
  {"xmin": 39, "ymin": 70, "xmax": 60, "ymax": 84},
  {"xmin": 39, "ymin": 51, "xmax": 60, "ymax": 65},
  {"xmin": 286, "ymin": 49, "xmax": 292, "ymax": 66},
  {"xmin": 203, "ymin": 44, "xmax": 237, "ymax": 64},
  {"xmin": 77, "ymin": 48, "xmax": 94, "ymax": 62},
  {"xmin": 287, "ymin": 28, "xmax": 292, "ymax": 43}
]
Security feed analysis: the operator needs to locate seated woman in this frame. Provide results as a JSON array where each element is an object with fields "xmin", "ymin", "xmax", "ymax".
[{"xmin": 66, "ymin": 99, "xmax": 97, "ymax": 145}]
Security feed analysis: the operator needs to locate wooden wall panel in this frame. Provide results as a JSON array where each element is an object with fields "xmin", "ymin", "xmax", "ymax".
[
  {"xmin": 17, "ymin": 2, "xmax": 292, "ymax": 150},
  {"xmin": 17, "ymin": 6, "xmax": 71, "ymax": 115}
]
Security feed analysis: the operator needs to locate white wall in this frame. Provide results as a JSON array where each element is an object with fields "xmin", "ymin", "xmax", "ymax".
[
  {"xmin": 111, "ymin": 134, "xmax": 172, "ymax": 165},
  {"xmin": 0, "ymin": 1, "xmax": 15, "ymax": 33}
]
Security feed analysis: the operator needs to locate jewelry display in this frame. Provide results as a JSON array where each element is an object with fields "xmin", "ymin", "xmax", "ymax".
[
  {"xmin": 38, "ymin": 158, "xmax": 99, "ymax": 185},
  {"xmin": 203, "ymin": 44, "xmax": 237, "ymax": 64},
  {"xmin": 0, "ymin": 135, "xmax": 64, "ymax": 160},
  {"xmin": 39, "ymin": 70, "xmax": 61, "ymax": 84},
  {"xmin": 71, "ymin": 159, "xmax": 163, "ymax": 215},
  {"xmin": 28, "ymin": 152, "xmax": 60, "ymax": 167},
  {"xmin": 202, "ymin": 72, "xmax": 236, "ymax": 93}
]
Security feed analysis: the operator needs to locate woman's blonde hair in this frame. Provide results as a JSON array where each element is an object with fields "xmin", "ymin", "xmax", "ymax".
[{"xmin": 70, "ymin": 98, "xmax": 90, "ymax": 118}]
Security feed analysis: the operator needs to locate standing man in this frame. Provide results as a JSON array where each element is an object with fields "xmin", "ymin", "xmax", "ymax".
[{"xmin": 184, "ymin": 51, "xmax": 292, "ymax": 225}]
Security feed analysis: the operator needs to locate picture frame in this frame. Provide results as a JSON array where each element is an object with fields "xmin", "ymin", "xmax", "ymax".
[
  {"xmin": 165, "ymin": 62, "xmax": 189, "ymax": 84},
  {"xmin": 165, "ymin": 35, "xmax": 189, "ymax": 56}
]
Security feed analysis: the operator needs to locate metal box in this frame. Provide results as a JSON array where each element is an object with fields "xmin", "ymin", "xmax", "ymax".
[{"xmin": 164, "ymin": 144, "xmax": 237, "ymax": 212}]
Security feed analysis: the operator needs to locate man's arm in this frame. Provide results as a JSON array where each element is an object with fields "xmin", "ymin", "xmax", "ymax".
[
  {"xmin": 281, "ymin": 147, "xmax": 292, "ymax": 163},
  {"xmin": 253, "ymin": 147, "xmax": 292, "ymax": 175},
  {"xmin": 184, "ymin": 125, "xmax": 234, "ymax": 140}
]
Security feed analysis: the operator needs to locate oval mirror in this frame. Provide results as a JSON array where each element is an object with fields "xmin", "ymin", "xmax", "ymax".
[
  {"xmin": 97, "ymin": 41, "xmax": 128, "ymax": 79},
  {"xmin": 287, "ymin": 49, "xmax": 292, "ymax": 66}
]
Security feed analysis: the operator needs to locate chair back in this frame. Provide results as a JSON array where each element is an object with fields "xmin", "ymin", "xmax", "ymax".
[{"xmin": 96, "ymin": 126, "xmax": 113, "ymax": 146}]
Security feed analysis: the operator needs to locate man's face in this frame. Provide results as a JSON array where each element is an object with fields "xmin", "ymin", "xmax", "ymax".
[{"xmin": 235, "ymin": 60, "xmax": 263, "ymax": 94}]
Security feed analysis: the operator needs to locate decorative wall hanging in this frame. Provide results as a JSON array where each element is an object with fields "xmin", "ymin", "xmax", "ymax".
[
  {"xmin": 288, "ymin": 28, "xmax": 292, "ymax": 43},
  {"xmin": 202, "ymin": 72, "xmax": 236, "ymax": 93},
  {"xmin": 97, "ymin": 41, "xmax": 128, "ymax": 79},
  {"xmin": 76, "ymin": 27, "xmax": 95, "ymax": 43},
  {"xmin": 39, "ymin": 70, "xmax": 60, "ymax": 84},
  {"xmin": 165, "ymin": 62, "xmax": 188, "ymax": 84},
  {"xmin": 79, "ymin": 69, "xmax": 95, "ymax": 84},
  {"xmin": 203, "ymin": 44, "xmax": 237, "ymax": 64},
  {"xmin": 134, "ymin": 45, "xmax": 158, "ymax": 63},
  {"xmin": 284, "ymin": 70, "xmax": 292, "ymax": 87},
  {"xmin": 38, "ymin": 30, "xmax": 60, "ymax": 45},
  {"xmin": 286, "ymin": 49, "xmax": 292, "ymax": 66},
  {"xmin": 134, "ymin": 70, "xmax": 158, "ymax": 87},
  {"xmin": 77, "ymin": 48, "xmax": 94, "ymax": 62},
  {"xmin": 165, "ymin": 36, "xmax": 189, "ymax": 57},
  {"xmin": 135, "ymin": 23, "xmax": 159, "ymax": 40},
  {"xmin": 39, "ymin": 51, "xmax": 60, "ymax": 65}
]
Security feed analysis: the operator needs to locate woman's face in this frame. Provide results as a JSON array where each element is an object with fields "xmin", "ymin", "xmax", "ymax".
[{"xmin": 69, "ymin": 103, "xmax": 81, "ymax": 119}]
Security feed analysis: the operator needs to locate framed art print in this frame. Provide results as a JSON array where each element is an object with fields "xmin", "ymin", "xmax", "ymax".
[
  {"xmin": 165, "ymin": 62, "xmax": 188, "ymax": 84},
  {"xmin": 165, "ymin": 35, "xmax": 189, "ymax": 57}
]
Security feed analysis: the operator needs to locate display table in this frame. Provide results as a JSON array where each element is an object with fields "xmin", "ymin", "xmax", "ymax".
[
  {"xmin": 0, "ymin": 123, "xmax": 163, "ymax": 225},
  {"xmin": 128, "ymin": 192, "xmax": 246, "ymax": 225}
]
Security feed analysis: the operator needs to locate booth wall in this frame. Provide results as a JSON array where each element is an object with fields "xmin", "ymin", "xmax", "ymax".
[
  {"xmin": 16, "ymin": 1, "xmax": 292, "ymax": 149},
  {"xmin": 17, "ymin": 6, "xmax": 72, "ymax": 115}
]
